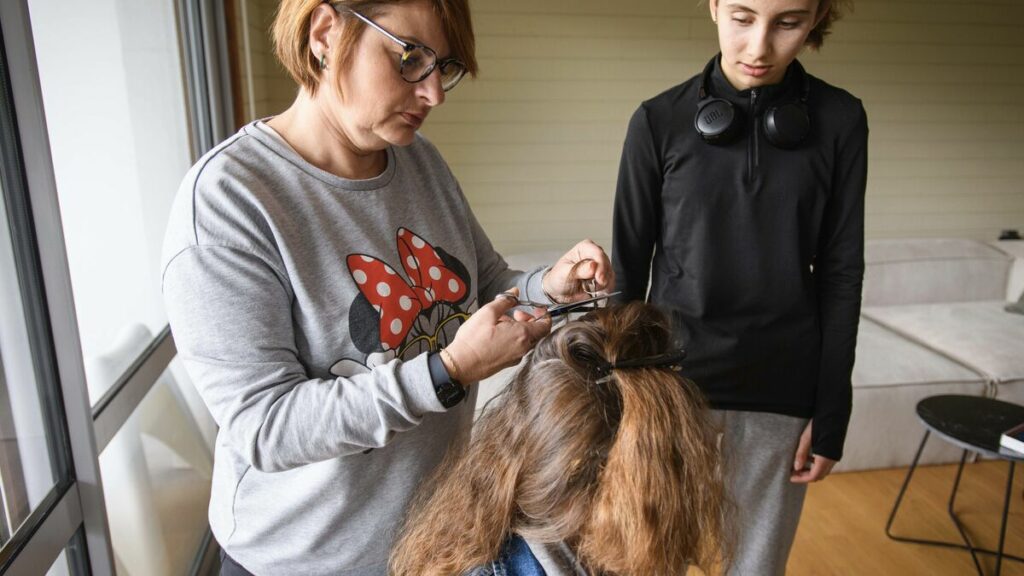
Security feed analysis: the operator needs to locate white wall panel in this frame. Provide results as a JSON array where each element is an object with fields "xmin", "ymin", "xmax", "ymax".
[
  {"xmin": 236, "ymin": 0, "xmax": 1024, "ymax": 254},
  {"xmin": 421, "ymin": 0, "xmax": 1024, "ymax": 254}
]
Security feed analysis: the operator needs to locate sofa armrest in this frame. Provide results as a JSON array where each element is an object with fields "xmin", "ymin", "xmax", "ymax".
[{"xmin": 991, "ymin": 240, "xmax": 1024, "ymax": 301}]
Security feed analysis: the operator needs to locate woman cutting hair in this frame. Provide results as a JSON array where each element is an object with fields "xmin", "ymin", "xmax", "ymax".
[{"xmin": 161, "ymin": 1, "xmax": 612, "ymax": 573}]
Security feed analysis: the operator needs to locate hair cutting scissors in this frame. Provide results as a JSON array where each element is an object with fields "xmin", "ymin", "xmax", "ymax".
[{"xmin": 499, "ymin": 291, "xmax": 622, "ymax": 318}]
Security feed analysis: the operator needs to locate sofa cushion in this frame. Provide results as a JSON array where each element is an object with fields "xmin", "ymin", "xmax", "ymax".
[
  {"xmin": 852, "ymin": 318, "xmax": 984, "ymax": 389},
  {"xmin": 844, "ymin": 317, "xmax": 991, "ymax": 471},
  {"xmin": 863, "ymin": 301, "xmax": 1024, "ymax": 385},
  {"xmin": 863, "ymin": 239, "xmax": 1011, "ymax": 307}
]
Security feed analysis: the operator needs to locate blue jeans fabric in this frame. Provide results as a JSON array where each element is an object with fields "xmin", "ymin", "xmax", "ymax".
[{"xmin": 465, "ymin": 534, "xmax": 546, "ymax": 576}]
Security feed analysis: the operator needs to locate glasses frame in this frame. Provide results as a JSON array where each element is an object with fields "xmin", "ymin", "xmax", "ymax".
[{"xmin": 330, "ymin": 3, "xmax": 467, "ymax": 92}]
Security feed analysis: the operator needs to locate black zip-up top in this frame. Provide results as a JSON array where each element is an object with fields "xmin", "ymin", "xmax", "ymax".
[{"xmin": 612, "ymin": 55, "xmax": 868, "ymax": 461}]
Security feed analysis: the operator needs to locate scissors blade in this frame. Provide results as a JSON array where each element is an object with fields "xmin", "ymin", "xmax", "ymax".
[{"xmin": 547, "ymin": 291, "xmax": 622, "ymax": 317}]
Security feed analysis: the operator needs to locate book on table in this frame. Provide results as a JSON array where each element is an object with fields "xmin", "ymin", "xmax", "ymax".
[{"xmin": 1000, "ymin": 422, "xmax": 1024, "ymax": 454}]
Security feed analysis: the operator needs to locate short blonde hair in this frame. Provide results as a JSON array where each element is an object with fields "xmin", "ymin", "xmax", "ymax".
[
  {"xmin": 807, "ymin": 0, "xmax": 853, "ymax": 49},
  {"xmin": 272, "ymin": 0, "xmax": 477, "ymax": 94}
]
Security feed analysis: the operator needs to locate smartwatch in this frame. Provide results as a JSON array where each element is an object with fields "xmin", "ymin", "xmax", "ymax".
[{"xmin": 427, "ymin": 352, "xmax": 466, "ymax": 408}]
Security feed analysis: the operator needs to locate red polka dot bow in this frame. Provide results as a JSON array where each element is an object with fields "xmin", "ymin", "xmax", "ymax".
[{"xmin": 347, "ymin": 228, "xmax": 468, "ymax": 351}]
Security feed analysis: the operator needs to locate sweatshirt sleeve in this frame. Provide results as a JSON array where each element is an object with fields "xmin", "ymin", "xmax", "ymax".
[
  {"xmin": 612, "ymin": 104, "xmax": 663, "ymax": 303},
  {"xmin": 162, "ymin": 244, "xmax": 446, "ymax": 473},
  {"xmin": 812, "ymin": 103, "xmax": 869, "ymax": 461}
]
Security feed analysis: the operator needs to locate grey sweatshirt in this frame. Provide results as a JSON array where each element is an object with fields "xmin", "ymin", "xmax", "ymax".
[{"xmin": 161, "ymin": 122, "xmax": 548, "ymax": 575}]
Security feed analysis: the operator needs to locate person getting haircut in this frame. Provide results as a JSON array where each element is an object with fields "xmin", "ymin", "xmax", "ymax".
[{"xmin": 390, "ymin": 302, "xmax": 728, "ymax": 576}]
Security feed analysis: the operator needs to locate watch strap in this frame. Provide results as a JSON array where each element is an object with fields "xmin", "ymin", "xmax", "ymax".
[{"xmin": 427, "ymin": 351, "xmax": 465, "ymax": 409}]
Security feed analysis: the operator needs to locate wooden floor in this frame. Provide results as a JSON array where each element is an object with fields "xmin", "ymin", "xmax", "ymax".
[{"xmin": 786, "ymin": 460, "xmax": 1024, "ymax": 575}]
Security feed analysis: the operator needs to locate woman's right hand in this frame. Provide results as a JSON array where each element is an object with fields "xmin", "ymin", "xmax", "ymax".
[{"xmin": 442, "ymin": 288, "xmax": 551, "ymax": 383}]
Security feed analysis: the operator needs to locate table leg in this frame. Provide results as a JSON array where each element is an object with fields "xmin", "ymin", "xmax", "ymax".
[
  {"xmin": 996, "ymin": 461, "xmax": 1015, "ymax": 576},
  {"xmin": 886, "ymin": 430, "xmax": 930, "ymax": 539},
  {"xmin": 885, "ymin": 431, "xmax": 1024, "ymax": 573},
  {"xmin": 948, "ymin": 449, "xmax": 984, "ymax": 575}
]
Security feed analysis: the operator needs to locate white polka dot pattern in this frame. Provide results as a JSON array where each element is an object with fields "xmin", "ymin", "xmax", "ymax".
[
  {"xmin": 345, "ymin": 229, "xmax": 469, "ymax": 352},
  {"xmin": 347, "ymin": 253, "xmax": 423, "ymax": 351},
  {"xmin": 397, "ymin": 227, "xmax": 466, "ymax": 303}
]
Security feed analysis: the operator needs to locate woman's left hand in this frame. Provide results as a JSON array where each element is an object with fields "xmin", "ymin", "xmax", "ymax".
[{"xmin": 542, "ymin": 239, "xmax": 615, "ymax": 304}]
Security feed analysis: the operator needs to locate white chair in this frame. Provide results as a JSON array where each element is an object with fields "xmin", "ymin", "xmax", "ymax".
[{"xmin": 87, "ymin": 323, "xmax": 215, "ymax": 576}]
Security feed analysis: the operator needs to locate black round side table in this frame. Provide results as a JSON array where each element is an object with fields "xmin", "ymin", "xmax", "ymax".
[{"xmin": 886, "ymin": 395, "xmax": 1024, "ymax": 576}]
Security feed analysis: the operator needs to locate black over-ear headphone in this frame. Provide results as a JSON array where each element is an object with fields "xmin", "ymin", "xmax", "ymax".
[{"xmin": 694, "ymin": 56, "xmax": 811, "ymax": 149}]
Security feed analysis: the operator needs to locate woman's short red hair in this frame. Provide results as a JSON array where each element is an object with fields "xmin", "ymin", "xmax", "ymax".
[{"xmin": 272, "ymin": 0, "xmax": 477, "ymax": 94}]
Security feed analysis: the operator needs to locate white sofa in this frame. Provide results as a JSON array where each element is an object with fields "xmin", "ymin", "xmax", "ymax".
[
  {"xmin": 840, "ymin": 238, "xmax": 1024, "ymax": 471},
  {"xmin": 479, "ymin": 239, "xmax": 1024, "ymax": 472}
]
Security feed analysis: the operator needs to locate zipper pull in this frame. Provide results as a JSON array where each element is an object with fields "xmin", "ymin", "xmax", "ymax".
[{"xmin": 750, "ymin": 88, "xmax": 760, "ymax": 172}]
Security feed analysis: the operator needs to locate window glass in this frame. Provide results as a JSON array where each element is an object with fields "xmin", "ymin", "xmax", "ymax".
[
  {"xmin": 27, "ymin": 0, "xmax": 194, "ymax": 403},
  {"xmin": 45, "ymin": 549, "xmax": 70, "ymax": 576},
  {"xmin": 99, "ymin": 358, "xmax": 213, "ymax": 575},
  {"xmin": 0, "ymin": 179, "xmax": 58, "ymax": 547}
]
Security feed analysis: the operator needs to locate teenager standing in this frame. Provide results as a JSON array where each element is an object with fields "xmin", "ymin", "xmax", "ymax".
[{"xmin": 612, "ymin": 1, "xmax": 866, "ymax": 573}]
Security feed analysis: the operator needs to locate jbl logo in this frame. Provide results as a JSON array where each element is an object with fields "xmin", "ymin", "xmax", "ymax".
[{"xmin": 703, "ymin": 109, "xmax": 725, "ymax": 125}]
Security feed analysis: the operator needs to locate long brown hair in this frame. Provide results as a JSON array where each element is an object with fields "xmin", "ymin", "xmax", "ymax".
[{"xmin": 390, "ymin": 302, "xmax": 727, "ymax": 575}]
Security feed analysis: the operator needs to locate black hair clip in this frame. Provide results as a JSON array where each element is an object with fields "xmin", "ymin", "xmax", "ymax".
[
  {"xmin": 594, "ymin": 348, "xmax": 687, "ymax": 382},
  {"xmin": 613, "ymin": 349, "xmax": 687, "ymax": 371}
]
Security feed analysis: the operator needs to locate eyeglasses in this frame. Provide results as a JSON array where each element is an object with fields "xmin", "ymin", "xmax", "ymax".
[{"xmin": 330, "ymin": 4, "xmax": 467, "ymax": 92}]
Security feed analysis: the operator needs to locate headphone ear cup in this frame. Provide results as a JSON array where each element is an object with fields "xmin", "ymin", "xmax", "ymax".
[
  {"xmin": 762, "ymin": 102, "xmax": 810, "ymax": 149},
  {"xmin": 695, "ymin": 98, "xmax": 743, "ymax": 145}
]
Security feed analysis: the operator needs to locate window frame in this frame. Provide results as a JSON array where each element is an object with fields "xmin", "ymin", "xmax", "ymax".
[{"xmin": 0, "ymin": 0, "xmax": 233, "ymax": 572}]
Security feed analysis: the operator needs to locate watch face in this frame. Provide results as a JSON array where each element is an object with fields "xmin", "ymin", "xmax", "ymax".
[{"xmin": 437, "ymin": 381, "xmax": 466, "ymax": 409}]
